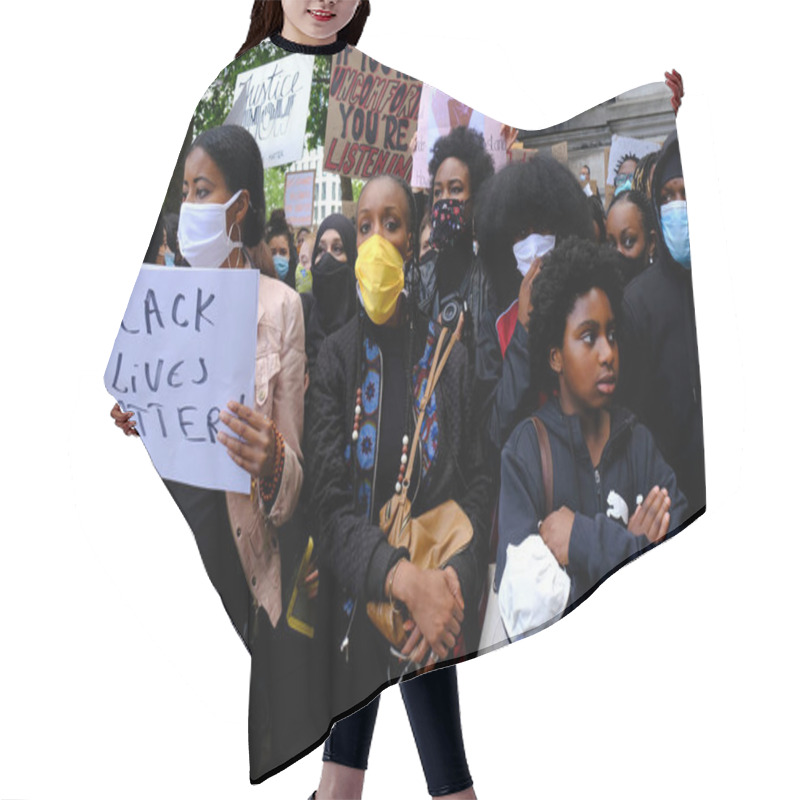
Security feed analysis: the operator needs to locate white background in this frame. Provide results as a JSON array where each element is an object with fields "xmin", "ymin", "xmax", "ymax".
[{"xmin": 1, "ymin": 1, "xmax": 796, "ymax": 798}]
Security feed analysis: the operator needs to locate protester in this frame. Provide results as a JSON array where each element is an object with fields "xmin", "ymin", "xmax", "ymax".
[
  {"xmin": 579, "ymin": 164, "xmax": 595, "ymax": 197},
  {"xmin": 631, "ymin": 150, "xmax": 659, "ymax": 199},
  {"xmin": 418, "ymin": 126, "xmax": 497, "ymax": 355},
  {"xmin": 296, "ymin": 225, "xmax": 312, "ymax": 250},
  {"xmin": 296, "ymin": 236, "xmax": 314, "ymax": 293},
  {"xmin": 474, "ymin": 156, "xmax": 594, "ymax": 458},
  {"xmin": 111, "ymin": 123, "xmax": 314, "ymax": 780},
  {"xmin": 267, "ymin": 208, "xmax": 299, "ymax": 289},
  {"xmin": 618, "ymin": 130, "xmax": 704, "ymax": 514},
  {"xmin": 303, "ymin": 213, "xmax": 359, "ymax": 367},
  {"xmin": 605, "ymin": 189, "xmax": 656, "ymax": 284},
  {"xmin": 613, "ymin": 153, "xmax": 639, "ymax": 196},
  {"xmin": 306, "ymin": 174, "xmax": 489, "ymax": 800},
  {"xmin": 497, "ymin": 237, "xmax": 688, "ymax": 614}
]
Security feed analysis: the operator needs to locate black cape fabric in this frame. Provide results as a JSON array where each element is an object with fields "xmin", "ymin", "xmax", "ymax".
[{"xmin": 107, "ymin": 34, "xmax": 705, "ymax": 783}]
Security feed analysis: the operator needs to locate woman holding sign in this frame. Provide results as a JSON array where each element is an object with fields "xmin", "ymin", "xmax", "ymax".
[{"xmin": 111, "ymin": 122, "xmax": 314, "ymax": 780}]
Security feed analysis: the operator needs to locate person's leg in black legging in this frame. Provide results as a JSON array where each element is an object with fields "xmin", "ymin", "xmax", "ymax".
[
  {"xmin": 400, "ymin": 666, "xmax": 474, "ymax": 798},
  {"xmin": 317, "ymin": 697, "xmax": 380, "ymax": 798},
  {"xmin": 316, "ymin": 667, "xmax": 475, "ymax": 799}
]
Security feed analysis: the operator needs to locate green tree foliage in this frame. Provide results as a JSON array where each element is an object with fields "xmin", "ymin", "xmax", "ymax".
[{"xmin": 193, "ymin": 42, "xmax": 331, "ymax": 150}]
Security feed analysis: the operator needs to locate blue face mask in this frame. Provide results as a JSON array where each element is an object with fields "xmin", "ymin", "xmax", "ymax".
[
  {"xmin": 164, "ymin": 250, "xmax": 175, "ymax": 267},
  {"xmin": 614, "ymin": 177, "xmax": 632, "ymax": 196},
  {"xmin": 660, "ymin": 200, "xmax": 691, "ymax": 269},
  {"xmin": 273, "ymin": 254, "xmax": 290, "ymax": 280}
]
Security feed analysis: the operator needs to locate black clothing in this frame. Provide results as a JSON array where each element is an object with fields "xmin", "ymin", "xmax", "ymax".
[
  {"xmin": 323, "ymin": 667, "xmax": 473, "ymax": 797},
  {"xmin": 417, "ymin": 248, "xmax": 497, "ymax": 358},
  {"xmin": 619, "ymin": 130, "xmax": 705, "ymax": 514},
  {"xmin": 498, "ymin": 397, "xmax": 690, "ymax": 605},
  {"xmin": 306, "ymin": 310, "xmax": 491, "ymax": 708},
  {"xmin": 163, "ymin": 481, "xmax": 326, "ymax": 781}
]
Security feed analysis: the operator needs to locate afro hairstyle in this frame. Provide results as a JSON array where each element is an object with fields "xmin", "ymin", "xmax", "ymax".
[
  {"xmin": 428, "ymin": 125, "xmax": 495, "ymax": 202},
  {"xmin": 528, "ymin": 236, "xmax": 625, "ymax": 393}
]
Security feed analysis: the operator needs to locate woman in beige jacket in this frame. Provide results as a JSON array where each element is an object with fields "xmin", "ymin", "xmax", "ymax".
[{"xmin": 111, "ymin": 124, "xmax": 314, "ymax": 780}]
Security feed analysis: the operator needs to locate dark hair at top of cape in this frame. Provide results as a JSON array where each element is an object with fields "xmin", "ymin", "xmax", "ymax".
[
  {"xmin": 427, "ymin": 126, "xmax": 495, "ymax": 204},
  {"xmin": 189, "ymin": 126, "xmax": 266, "ymax": 248},
  {"xmin": 237, "ymin": 0, "xmax": 372, "ymax": 58},
  {"xmin": 528, "ymin": 237, "xmax": 625, "ymax": 393},
  {"xmin": 475, "ymin": 156, "xmax": 594, "ymax": 308}
]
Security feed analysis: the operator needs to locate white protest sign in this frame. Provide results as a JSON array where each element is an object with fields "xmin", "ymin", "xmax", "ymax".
[
  {"xmin": 104, "ymin": 265, "xmax": 259, "ymax": 494},
  {"xmin": 606, "ymin": 134, "xmax": 661, "ymax": 185},
  {"xmin": 411, "ymin": 83, "xmax": 507, "ymax": 189},
  {"xmin": 226, "ymin": 53, "xmax": 314, "ymax": 169}
]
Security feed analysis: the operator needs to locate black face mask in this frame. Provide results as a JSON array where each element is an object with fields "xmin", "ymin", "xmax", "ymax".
[
  {"xmin": 419, "ymin": 248, "xmax": 437, "ymax": 267},
  {"xmin": 311, "ymin": 252, "xmax": 357, "ymax": 335}
]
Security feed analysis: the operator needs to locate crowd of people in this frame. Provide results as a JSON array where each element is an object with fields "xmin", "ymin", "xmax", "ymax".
[{"xmin": 109, "ymin": 3, "xmax": 702, "ymax": 796}]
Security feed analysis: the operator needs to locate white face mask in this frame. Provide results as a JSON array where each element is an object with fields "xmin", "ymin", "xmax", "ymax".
[
  {"xmin": 178, "ymin": 190, "xmax": 243, "ymax": 267},
  {"xmin": 513, "ymin": 233, "xmax": 556, "ymax": 276}
]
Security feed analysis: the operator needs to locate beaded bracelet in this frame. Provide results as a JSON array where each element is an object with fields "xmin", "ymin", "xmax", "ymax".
[{"xmin": 258, "ymin": 422, "xmax": 285, "ymax": 507}]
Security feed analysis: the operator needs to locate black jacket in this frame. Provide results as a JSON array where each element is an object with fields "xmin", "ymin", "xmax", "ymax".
[
  {"xmin": 305, "ymin": 309, "xmax": 491, "ymax": 694},
  {"xmin": 619, "ymin": 130, "xmax": 705, "ymax": 514},
  {"xmin": 417, "ymin": 249, "xmax": 498, "ymax": 358},
  {"xmin": 498, "ymin": 397, "xmax": 689, "ymax": 605}
]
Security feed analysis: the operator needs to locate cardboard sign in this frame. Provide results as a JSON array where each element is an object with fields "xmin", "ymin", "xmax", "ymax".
[
  {"xmin": 411, "ymin": 83, "xmax": 509, "ymax": 188},
  {"xmin": 323, "ymin": 46, "xmax": 422, "ymax": 182},
  {"xmin": 507, "ymin": 141, "xmax": 568, "ymax": 165},
  {"xmin": 284, "ymin": 170, "xmax": 316, "ymax": 227},
  {"xmin": 104, "ymin": 265, "xmax": 259, "ymax": 493},
  {"xmin": 226, "ymin": 53, "xmax": 314, "ymax": 169}
]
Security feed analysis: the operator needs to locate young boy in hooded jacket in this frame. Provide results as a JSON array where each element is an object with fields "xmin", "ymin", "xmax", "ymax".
[{"xmin": 497, "ymin": 237, "xmax": 688, "ymax": 616}]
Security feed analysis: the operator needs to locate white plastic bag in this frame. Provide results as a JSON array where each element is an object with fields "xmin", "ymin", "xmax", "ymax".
[{"xmin": 498, "ymin": 534, "xmax": 571, "ymax": 639}]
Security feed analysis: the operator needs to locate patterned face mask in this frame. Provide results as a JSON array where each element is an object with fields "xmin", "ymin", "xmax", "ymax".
[{"xmin": 429, "ymin": 198, "xmax": 469, "ymax": 252}]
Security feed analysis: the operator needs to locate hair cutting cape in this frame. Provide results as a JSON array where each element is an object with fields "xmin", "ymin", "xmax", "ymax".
[{"xmin": 105, "ymin": 35, "xmax": 705, "ymax": 783}]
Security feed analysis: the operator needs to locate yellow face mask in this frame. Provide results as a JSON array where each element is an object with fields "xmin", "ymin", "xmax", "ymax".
[{"xmin": 355, "ymin": 234, "xmax": 405, "ymax": 325}]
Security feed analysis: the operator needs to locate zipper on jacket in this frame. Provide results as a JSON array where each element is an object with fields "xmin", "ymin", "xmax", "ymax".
[
  {"xmin": 339, "ymin": 598, "xmax": 357, "ymax": 664},
  {"xmin": 594, "ymin": 468, "xmax": 603, "ymax": 510}
]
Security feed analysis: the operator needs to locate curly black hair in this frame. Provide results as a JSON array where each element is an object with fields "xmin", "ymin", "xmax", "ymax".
[
  {"xmin": 428, "ymin": 126, "xmax": 495, "ymax": 203},
  {"xmin": 475, "ymin": 156, "xmax": 594, "ymax": 308},
  {"xmin": 528, "ymin": 237, "xmax": 625, "ymax": 393}
]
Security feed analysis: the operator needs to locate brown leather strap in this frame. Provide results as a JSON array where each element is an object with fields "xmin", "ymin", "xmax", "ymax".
[
  {"xmin": 402, "ymin": 327, "xmax": 454, "ymax": 503},
  {"xmin": 531, "ymin": 416, "xmax": 554, "ymax": 518}
]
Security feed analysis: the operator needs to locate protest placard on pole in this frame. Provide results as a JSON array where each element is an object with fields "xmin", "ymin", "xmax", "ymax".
[
  {"xmin": 323, "ymin": 46, "xmax": 422, "ymax": 183},
  {"xmin": 284, "ymin": 170, "xmax": 316, "ymax": 227},
  {"xmin": 411, "ymin": 83, "xmax": 509, "ymax": 189},
  {"xmin": 104, "ymin": 265, "xmax": 259, "ymax": 494},
  {"xmin": 226, "ymin": 53, "xmax": 314, "ymax": 169}
]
